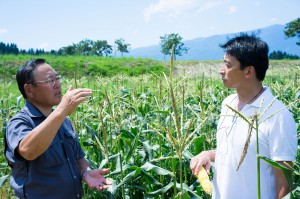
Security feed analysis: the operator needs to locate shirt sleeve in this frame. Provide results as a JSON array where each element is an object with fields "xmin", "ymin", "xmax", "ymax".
[
  {"xmin": 268, "ymin": 108, "xmax": 297, "ymax": 161},
  {"xmin": 6, "ymin": 115, "xmax": 34, "ymax": 161},
  {"xmin": 74, "ymin": 138, "xmax": 85, "ymax": 160}
]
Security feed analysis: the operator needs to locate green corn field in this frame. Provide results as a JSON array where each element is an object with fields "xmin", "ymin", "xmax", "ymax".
[{"xmin": 0, "ymin": 59, "xmax": 299, "ymax": 198}]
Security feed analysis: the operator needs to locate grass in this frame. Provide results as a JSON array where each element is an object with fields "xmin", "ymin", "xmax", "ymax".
[{"xmin": 0, "ymin": 54, "xmax": 169, "ymax": 79}]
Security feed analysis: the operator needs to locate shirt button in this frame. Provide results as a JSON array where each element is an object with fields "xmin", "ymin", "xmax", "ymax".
[
  {"xmin": 67, "ymin": 158, "xmax": 70, "ymax": 161},
  {"xmin": 77, "ymin": 194, "xmax": 80, "ymax": 197},
  {"xmin": 74, "ymin": 176, "xmax": 77, "ymax": 179}
]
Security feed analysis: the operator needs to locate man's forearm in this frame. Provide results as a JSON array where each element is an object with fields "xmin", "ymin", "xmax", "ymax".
[
  {"xmin": 77, "ymin": 158, "xmax": 91, "ymax": 176},
  {"xmin": 275, "ymin": 161, "xmax": 293, "ymax": 199},
  {"xmin": 17, "ymin": 109, "xmax": 66, "ymax": 160}
]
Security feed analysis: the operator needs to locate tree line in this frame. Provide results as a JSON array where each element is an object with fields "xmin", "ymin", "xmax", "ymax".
[
  {"xmin": 0, "ymin": 38, "xmax": 130, "ymax": 57},
  {"xmin": 0, "ymin": 34, "xmax": 190, "ymax": 59},
  {"xmin": 269, "ymin": 50, "xmax": 299, "ymax": 60}
]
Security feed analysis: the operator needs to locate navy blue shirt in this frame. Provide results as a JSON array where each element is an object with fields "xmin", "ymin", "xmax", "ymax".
[{"xmin": 5, "ymin": 101, "xmax": 85, "ymax": 199}]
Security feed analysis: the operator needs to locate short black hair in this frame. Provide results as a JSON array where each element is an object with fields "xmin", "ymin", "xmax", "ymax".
[
  {"xmin": 16, "ymin": 58, "xmax": 46, "ymax": 99},
  {"xmin": 220, "ymin": 33, "xmax": 269, "ymax": 81}
]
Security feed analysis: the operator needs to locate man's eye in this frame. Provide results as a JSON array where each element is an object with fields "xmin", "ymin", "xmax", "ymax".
[{"xmin": 47, "ymin": 78, "xmax": 55, "ymax": 83}]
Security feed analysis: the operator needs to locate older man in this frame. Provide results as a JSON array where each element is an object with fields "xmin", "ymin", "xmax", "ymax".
[{"xmin": 5, "ymin": 59, "xmax": 111, "ymax": 198}]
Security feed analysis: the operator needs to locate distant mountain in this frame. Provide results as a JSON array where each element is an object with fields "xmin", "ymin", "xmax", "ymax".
[{"xmin": 127, "ymin": 24, "xmax": 300, "ymax": 60}]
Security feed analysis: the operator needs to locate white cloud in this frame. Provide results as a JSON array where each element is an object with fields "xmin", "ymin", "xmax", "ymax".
[
  {"xmin": 229, "ymin": 5, "xmax": 237, "ymax": 13},
  {"xmin": 196, "ymin": 1, "xmax": 224, "ymax": 13},
  {"xmin": 0, "ymin": 28, "xmax": 8, "ymax": 35},
  {"xmin": 269, "ymin": 17, "xmax": 278, "ymax": 22},
  {"xmin": 144, "ymin": 0, "xmax": 195, "ymax": 22},
  {"xmin": 209, "ymin": 26, "xmax": 215, "ymax": 30},
  {"xmin": 144, "ymin": 0, "xmax": 227, "ymax": 21},
  {"xmin": 38, "ymin": 42, "xmax": 48, "ymax": 49}
]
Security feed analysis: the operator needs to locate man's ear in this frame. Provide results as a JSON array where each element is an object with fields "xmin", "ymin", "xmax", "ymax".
[
  {"xmin": 24, "ymin": 84, "xmax": 33, "ymax": 98},
  {"xmin": 244, "ymin": 66, "xmax": 255, "ymax": 79}
]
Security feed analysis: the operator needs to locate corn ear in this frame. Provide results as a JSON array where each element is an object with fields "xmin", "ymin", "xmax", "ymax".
[{"xmin": 197, "ymin": 166, "xmax": 212, "ymax": 194}]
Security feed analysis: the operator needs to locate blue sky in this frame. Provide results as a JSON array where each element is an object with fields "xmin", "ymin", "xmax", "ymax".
[{"xmin": 0, "ymin": 0, "xmax": 299, "ymax": 51}]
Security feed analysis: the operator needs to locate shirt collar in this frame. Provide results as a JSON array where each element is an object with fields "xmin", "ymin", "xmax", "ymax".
[
  {"xmin": 24, "ymin": 101, "xmax": 45, "ymax": 118},
  {"xmin": 248, "ymin": 86, "xmax": 273, "ymax": 108}
]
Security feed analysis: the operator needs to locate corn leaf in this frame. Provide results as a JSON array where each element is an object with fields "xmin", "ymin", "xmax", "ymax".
[
  {"xmin": 141, "ymin": 170, "xmax": 162, "ymax": 185},
  {"xmin": 146, "ymin": 182, "xmax": 173, "ymax": 196},
  {"xmin": 0, "ymin": 175, "xmax": 8, "ymax": 187},
  {"xmin": 141, "ymin": 162, "xmax": 173, "ymax": 176},
  {"xmin": 282, "ymin": 186, "xmax": 300, "ymax": 199},
  {"xmin": 174, "ymin": 191, "xmax": 190, "ymax": 199},
  {"xmin": 258, "ymin": 155, "xmax": 293, "ymax": 187},
  {"xmin": 104, "ymin": 178, "xmax": 117, "ymax": 199},
  {"xmin": 125, "ymin": 132, "xmax": 141, "ymax": 163},
  {"xmin": 258, "ymin": 155, "xmax": 291, "ymax": 171},
  {"xmin": 117, "ymin": 169, "xmax": 142, "ymax": 188}
]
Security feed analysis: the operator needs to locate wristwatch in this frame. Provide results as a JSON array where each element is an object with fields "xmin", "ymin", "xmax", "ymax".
[{"xmin": 82, "ymin": 169, "xmax": 91, "ymax": 178}]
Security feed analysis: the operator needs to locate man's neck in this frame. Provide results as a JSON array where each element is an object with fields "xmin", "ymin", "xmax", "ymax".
[
  {"xmin": 27, "ymin": 100, "xmax": 53, "ymax": 116},
  {"xmin": 236, "ymin": 82, "xmax": 264, "ymax": 111}
]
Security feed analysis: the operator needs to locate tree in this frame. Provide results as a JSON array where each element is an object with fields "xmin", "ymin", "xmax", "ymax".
[
  {"xmin": 92, "ymin": 40, "xmax": 112, "ymax": 56},
  {"xmin": 115, "ymin": 38, "xmax": 130, "ymax": 57},
  {"xmin": 50, "ymin": 50, "xmax": 58, "ymax": 55},
  {"xmin": 269, "ymin": 50, "xmax": 299, "ymax": 60},
  {"xmin": 284, "ymin": 18, "xmax": 300, "ymax": 46},
  {"xmin": 27, "ymin": 48, "xmax": 35, "ymax": 55},
  {"xmin": 159, "ymin": 33, "xmax": 188, "ymax": 60},
  {"xmin": 59, "ymin": 44, "xmax": 77, "ymax": 55},
  {"xmin": 77, "ymin": 39, "xmax": 94, "ymax": 55},
  {"xmin": 0, "ymin": 42, "xmax": 19, "ymax": 55},
  {"xmin": 0, "ymin": 42, "xmax": 6, "ymax": 54}
]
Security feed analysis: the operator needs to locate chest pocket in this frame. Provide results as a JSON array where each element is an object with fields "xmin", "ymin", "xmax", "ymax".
[
  {"xmin": 61, "ymin": 120, "xmax": 83, "ymax": 160},
  {"xmin": 62, "ymin": 120, "xmax": 75, "ymax": 145}
]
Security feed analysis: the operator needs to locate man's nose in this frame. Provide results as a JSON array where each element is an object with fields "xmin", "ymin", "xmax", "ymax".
[{"xmin": 219, "ymin": 65, "xmax": 225, "ymax": 74}]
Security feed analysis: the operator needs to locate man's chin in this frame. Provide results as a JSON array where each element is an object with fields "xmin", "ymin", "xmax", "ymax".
[
  {"xmin": 54, "ymin": 96, "xmax": 62, "ymax": 104},
  {"xmin": 221, "ymin": 82, "xmax": 232, "ymax": 89},
  {"xmin": 221, "ymin": 79, "xmax": 227, "ymax": 85}
]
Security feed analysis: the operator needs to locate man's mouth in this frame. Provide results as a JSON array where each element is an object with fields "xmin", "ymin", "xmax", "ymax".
[{"xmin": 55, "ymin": 91, "xmax": 62, "ymax": 96}]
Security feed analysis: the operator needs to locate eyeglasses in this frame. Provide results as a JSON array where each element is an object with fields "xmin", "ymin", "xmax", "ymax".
[{"xmin": 31, "ymin": 75, "xmax": 62, "ymax": 86}]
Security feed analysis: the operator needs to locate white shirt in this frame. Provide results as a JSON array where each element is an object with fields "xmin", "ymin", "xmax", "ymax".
[{"xmin": 212, "ymin": 86, "xmax": 297, "ymax": 199}]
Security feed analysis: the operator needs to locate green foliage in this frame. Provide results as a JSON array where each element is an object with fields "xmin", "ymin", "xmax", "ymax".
[
  {"xmin": 59, "ymin": 39, "xmax": 113, "ymax": 56},
  {"xmin": 159, "ymin": 33, "xmax": 189, "ymax": 60},
  {"xmin": 285, "ymin": 18, "xmax": 300, "ymax": 46},
  {"xmin": 0, "ymin": 39, "xmax": 115, "ymax": 56},
  {"xmin": 0, "ymin": 55, "xmax": 168, "ymax": 78},
  {"xmin": 92, "ymin": 40, "xmax": 113, "ymax": 56},
  {"xmin": 269, "ymin": 50, "xmax": 299, "ymax": 60},
  {"xmin": 0, "ymin": 42, "xmax": 19, "ymax": 55},
  {"xmin": 115, "ymin": 38, "xmax": 130, "ymax": 57}
]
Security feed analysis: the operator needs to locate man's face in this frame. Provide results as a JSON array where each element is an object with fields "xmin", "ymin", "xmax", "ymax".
[
  {"xmin": 27, "ymin": 63, "xmax": 62, "ymax": 108},
  {"xmin": 219, "ymin": 53, "xmax": 246, "ymax": 89}
]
